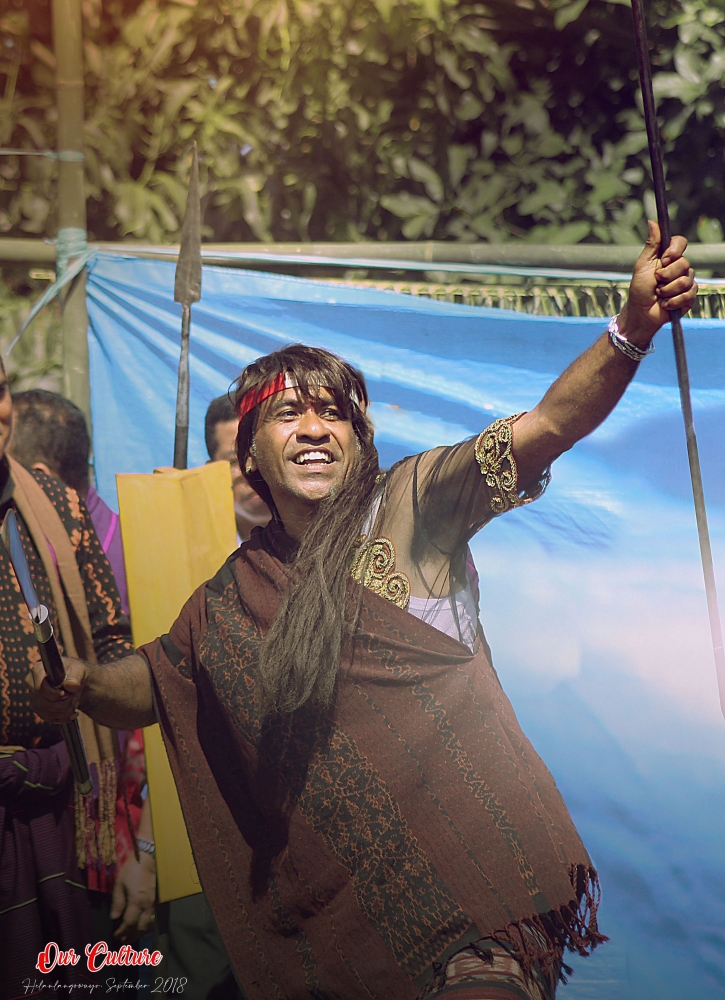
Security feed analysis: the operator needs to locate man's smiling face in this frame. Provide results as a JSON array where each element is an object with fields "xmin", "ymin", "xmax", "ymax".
[{"xmin": 248, "ymin": 385, "xmax": 358, "ymax": 526}]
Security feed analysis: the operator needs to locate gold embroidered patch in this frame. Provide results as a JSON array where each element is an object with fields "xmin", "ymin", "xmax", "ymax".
[
  {"xmin": 351, "ymin": 535, "xmax": 411, "ymax": 610},
  {"xmin": 475, "ymin": 414, "xmax": 533, "ymax": 514}
]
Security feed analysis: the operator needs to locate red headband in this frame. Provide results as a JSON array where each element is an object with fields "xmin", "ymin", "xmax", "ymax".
[
  {"xmin": 237, "ymin": 373, "xmax": 364, "ymax": 421},
  {"xmin": 237, "ymin": 372, "xmax": 290, "ymax": 420}
]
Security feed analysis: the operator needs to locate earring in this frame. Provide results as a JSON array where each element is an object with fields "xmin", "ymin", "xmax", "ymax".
[
  {"xmin": 251, "ymin": 440, "xmax": 257, "ymax": 456},
  {"xmin": 245, "ymin": 464, "xmax": 253, "ymax": 475}
]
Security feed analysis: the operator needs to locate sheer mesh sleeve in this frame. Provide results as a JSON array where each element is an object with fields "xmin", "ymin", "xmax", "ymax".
[
  {"xmin": 369, "ymin": 415, "xmax": 550, "ymax": 605},
  {"xmin": 472, "ymin": 414, "xmax": 551, "ymax": 519}
]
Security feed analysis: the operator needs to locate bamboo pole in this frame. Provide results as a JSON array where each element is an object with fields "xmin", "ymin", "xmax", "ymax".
[
  {"xmin": 0, "ymin": 240, "xmax": 56, "ymax": 263},
  {"xmin": 52, "ymin": 0, "xmax": 90, "ymax": 424},
  {"xmin": 5, "ymin": 238, "xmax": 725, "ymax": 271}
]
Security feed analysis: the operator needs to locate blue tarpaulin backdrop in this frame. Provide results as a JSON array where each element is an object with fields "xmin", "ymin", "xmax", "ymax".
[{"xmin": 86, "ymin": 253, "xmax": 725, "ymax": 999}]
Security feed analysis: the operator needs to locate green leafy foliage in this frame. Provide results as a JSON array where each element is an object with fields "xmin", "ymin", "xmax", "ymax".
[
  {"xmin": 0, "ymin": 268, "xmax": 62, "ymax": 392},
  {"xmin": 0, "ymin": 0, "xmax": 724, "ymax": 245}
]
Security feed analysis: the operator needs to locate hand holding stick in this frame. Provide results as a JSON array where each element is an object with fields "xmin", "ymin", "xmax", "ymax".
[{"xmin": 630, "ymin": 0, "xmax": 725, "ymax": 718}]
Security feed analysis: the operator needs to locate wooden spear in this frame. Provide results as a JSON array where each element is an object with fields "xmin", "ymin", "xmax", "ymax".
[
  {"xmin": 630, "ymin": 0, "xmax": 725, "ymax": 718},
  {"xmin": 173, "ymin": 143, "xmax": 202, "ymax": 470}
]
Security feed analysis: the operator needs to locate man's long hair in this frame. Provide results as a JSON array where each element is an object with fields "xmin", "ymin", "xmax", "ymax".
[{"xmin": 234, "ymin": 344, "xmax": 380, "ymax": 714}]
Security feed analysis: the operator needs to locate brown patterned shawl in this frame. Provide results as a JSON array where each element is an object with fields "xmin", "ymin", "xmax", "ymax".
[
  {"xmin": 142, "ymin": 522, "xmax": 604, "ymax": 1000},
  {"xmin": 8, "ymin": 456, "xmax": 119, "ymax": 867}
]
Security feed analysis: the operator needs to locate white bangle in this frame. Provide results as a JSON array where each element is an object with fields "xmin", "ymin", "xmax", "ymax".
[{"xmin": 608, "ymin": 315, "xmax": 655, "ymax": 362}]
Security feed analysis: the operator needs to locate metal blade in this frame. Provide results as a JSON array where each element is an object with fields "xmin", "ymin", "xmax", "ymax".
[
  {"xmin": 1, "ymin": 510, "xmax": 40, "ymax": 613},
  {"xmin": 174, "ymin": 143, "xmax": 202, "ymax": 307}
]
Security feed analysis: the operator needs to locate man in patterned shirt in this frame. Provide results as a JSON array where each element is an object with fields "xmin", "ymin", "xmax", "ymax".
[
  {"xmin": 30, "ymin": 226, "xmax": 696, "ymax": 1000},
  {"xmin": 0, "ymin": 363, "xmax": 133, "ymax": 998},
  {"xmin": 10, "ymin": 388, "xmax": 129, "ymax": 612}
]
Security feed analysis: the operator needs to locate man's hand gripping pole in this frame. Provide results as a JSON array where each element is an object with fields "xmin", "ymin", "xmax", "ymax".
[
  {"xmin": 1, "ymin": 510, "xmax": 92, "ymax": 794},
  {"xmin": 631, "ymin": 0, "xmax": 725, "ymax": 718}
]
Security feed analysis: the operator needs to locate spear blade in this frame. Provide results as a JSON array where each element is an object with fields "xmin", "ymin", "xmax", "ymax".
[
  {"xmin": 174, "ymin": 143, "xmax": 202, "ymax": 308},
  {"xmin": 173, "ymin": 142, "xmax": 202, "ymax": 469}
]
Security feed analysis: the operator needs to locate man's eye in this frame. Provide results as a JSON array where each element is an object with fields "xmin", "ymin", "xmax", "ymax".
[
  {"xmin": 322, "ymin": 408, "xmax": 340, "ymax": 419},
  {"xmin": 279, "ymin": 409, "xmax": 297, "ymax": 418}
]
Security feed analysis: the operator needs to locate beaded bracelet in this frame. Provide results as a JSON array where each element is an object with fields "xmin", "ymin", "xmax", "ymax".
[{"xmin": 608, "ymin": 315, "xmax": 656, "ymax": 362}]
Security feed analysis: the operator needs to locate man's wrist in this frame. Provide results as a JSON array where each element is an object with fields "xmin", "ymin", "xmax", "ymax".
[
  {"xmin": 608, "ymin": 315, "xmax": 656, "ymax": 363},
  {"xmin": 612, "ymin": 307, "xmax": 657, "ymax": 352},
  {"xmin": 77, "ymin": 662, "xmax": 97, "ymax": 714},
  {"xmin": 137, "ymin": 848, "xmax": 156, "ymax": 875}
]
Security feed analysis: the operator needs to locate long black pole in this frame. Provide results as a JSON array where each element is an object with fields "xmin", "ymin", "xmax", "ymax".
[
  {"xmin": 33, "ymin": 605, "xmax": 93, "ymax": 796},
  {"xmin": 172, "ymin": 143, "xmax": 201, "ymax": 470},
  {"xmin": 173, "ymin": 303, "xmax": 191, "ymax": 470},
  {"xmin": 631, "ymin": 0, "xmax": 725, "ymax": 718}
]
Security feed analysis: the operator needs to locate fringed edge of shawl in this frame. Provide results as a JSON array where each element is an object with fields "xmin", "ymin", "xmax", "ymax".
[
  {"xmin": 492, "ymin": 864, "xmax": 608, "ymax": 988},
  {"xmin": 74, "ymin": 759, "xmax": 118, "ymax": 870}
]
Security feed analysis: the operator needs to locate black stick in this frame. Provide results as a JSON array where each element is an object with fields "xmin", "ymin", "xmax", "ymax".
[
  {"xmin": 172, "ymin": 303, "xmax": 191, "ymax": 470},
  {"xmin": 32, "ymin": 605, "xmax": 93, "ymax": 796},
  {"xmin": 631, "ymin": 0, "xmax": 725, "ymax": 717},
  {"xmin": 173, "ymin": 143, "xmax": 201, "ymax": 470}
]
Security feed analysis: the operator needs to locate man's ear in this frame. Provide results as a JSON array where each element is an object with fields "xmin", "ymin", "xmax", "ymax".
[
  {"xmin": 31, "ymin": 461, "xmax": 55, "ymax": 478},
  {"xmin": 245, "ymin": 436, "xmax": 258, "ymax": 475}
]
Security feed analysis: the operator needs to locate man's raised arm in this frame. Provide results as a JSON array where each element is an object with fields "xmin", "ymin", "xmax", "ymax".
[
  {"xmin": 512, "ymin": 221, "xmax": 697, "ymax": 490},
  {"xmin": 26, "ymin": 653, "xmax": 155, "ymax": 730}
]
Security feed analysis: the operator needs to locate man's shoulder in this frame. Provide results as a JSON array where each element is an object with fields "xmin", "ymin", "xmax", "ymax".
[
  {"xmin": 28, "ymin": 468, "xmax": 84, "ymax": 528},
  {"xmin": 84, "ymin": 484, "xmax": 111, "ymax": 518},
  {"xmin": 205, "ymin": 529, "xmax": 274, "ymax": 605},
  {"xmin": 386, "ymin": 448, "xmax": 447, "ymax": 481},
  {"xmin": 205, "ymin": 546, "xmax": 244, "ymax": 601}
]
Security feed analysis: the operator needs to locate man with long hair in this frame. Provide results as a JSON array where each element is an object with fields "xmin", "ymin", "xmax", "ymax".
[{"xmin": 28, "ymin": 224, "xmax": 696, "ymax": 1000}]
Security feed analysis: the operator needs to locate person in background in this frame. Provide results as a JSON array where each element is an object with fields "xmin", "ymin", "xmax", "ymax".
[
  {"xmin": 10, "ymin": 389, "xmax": 128, "ymax": 612},
  {"xmin": 8, "ymin": 390, "xmax": 154, "ymax": 958},
  {"xmin": 205, "ymin": 394, "xmax": 269, "ymax": 541},
  {"xmin": 14, "ymin": 391, "xmax": 244, "ymax": 998},
  {"xmin": 145, "ymin": 397, "xmax": 255, "ymax": 999},
  {"xmin": 0, "ymin": 369, "xmax": 134, "ymax": 998}
]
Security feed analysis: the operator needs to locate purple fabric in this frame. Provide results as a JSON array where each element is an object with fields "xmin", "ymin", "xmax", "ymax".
[
  {"xmin": 85, "ymin": 485, "xmax": 129, "ymax": 615},
  {"xmin": 0, "ymin": 744, "xmax": 98, "ymax": 999}
]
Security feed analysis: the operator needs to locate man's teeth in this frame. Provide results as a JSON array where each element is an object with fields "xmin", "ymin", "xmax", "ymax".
[{"xmin": 295, "ymin": 451, "xmax": 332, "ymax": 464}]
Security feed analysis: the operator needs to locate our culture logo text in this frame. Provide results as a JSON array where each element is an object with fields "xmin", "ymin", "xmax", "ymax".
[{"xmin": 36, "ymin": 942, "xmax": 163, "ymax": 974}]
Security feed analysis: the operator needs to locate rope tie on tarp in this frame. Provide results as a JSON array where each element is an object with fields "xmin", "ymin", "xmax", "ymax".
[{"xmin": 7, "ymin": 227, "xmax": 95, "ymax": 354}]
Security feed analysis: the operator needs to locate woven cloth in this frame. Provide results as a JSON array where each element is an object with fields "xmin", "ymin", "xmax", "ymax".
[
  {"xmin": 8, "ymin": 456, "xmax": 119, "ymax": 868},
  {"xmin": 142, "ymin": 522, "xmax": 605, "ymax": 1000}
]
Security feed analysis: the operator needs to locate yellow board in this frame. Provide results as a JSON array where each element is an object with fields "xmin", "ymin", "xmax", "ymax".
[{"xmin": 117, "ymin": 462, "xmax": 237, "ymax": 902}]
